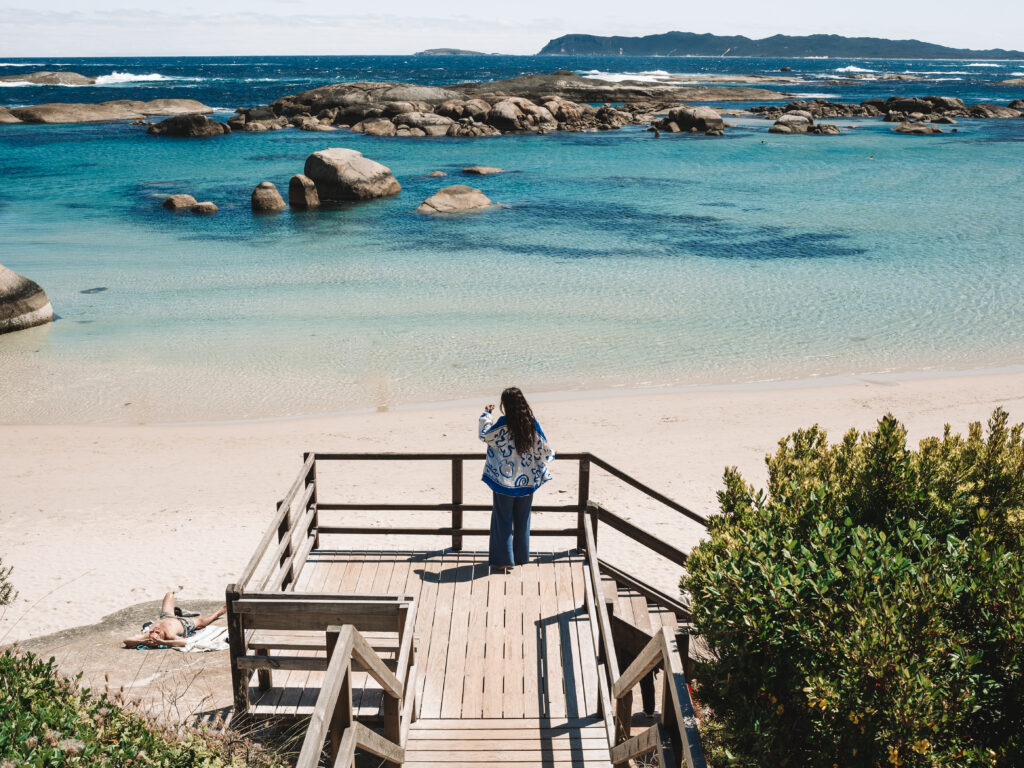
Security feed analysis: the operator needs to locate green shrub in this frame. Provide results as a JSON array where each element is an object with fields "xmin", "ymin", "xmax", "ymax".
[
  {"xmin": 0, "ymin": 557, "xmax": 14, "ymax": 607},
  {"xmin": 0, "ymin": 649, "xmax": 285, "ymax": 767},
  {"xmin": 685, "ymin": 409, "xmax": 1024, "ymax": 768}
]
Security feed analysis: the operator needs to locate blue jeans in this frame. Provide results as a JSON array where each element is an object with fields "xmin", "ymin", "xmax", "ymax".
[{"xmin": 489, "ymin": 491, "xmax": 532, "ymax": 566}]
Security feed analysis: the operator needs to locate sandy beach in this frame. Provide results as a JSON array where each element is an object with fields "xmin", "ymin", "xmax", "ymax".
[{"xmin": 2, "ymin": 367, "xmax": 1023, "ymax": 645}]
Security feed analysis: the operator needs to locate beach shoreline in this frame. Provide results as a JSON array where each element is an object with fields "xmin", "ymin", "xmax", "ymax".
[{"xmin": 3, "ymin": 367, "xmax": 1023, "ymax": 645}]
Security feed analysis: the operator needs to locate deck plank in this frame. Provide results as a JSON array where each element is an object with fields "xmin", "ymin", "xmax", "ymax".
[
  {"xmin": 419, "ymin": 550, "xmax": 459, "ymax": 718},
  {"xmin": 555, "ymin": 553, "xmax": 585, "ymax": 719},
  {"xmin": 521, "ymin": 554, "xmax": 542, "ymax": 719},
  {"xmin": 440, "ymin": 554, "xmax": 477, "ymax": 718},
  {"xmin": 503, "ymin": 559, "xmax": 526, "ymax": 718},
  {"xmin": 482, "ymin": 564, "xmax": 508, "ymax": 718},
  {"xmin": 461, "ymin": 555, "xmax": 490, "ymax": 719},
  {"xmin": 538, "ymin": 552, "xmax": 564, "ymax": 719},
  {"xmin": 569, "ymin": 555, "xmax": 600, "ymax": 717}
]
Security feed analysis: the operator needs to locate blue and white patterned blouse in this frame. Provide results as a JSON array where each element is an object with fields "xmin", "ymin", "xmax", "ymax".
[{"xmin": 478, "ymin": 410, "xmax": 555, "ymax": 497}]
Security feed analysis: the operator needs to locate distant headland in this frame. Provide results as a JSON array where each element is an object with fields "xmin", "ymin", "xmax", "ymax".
[
  {"xmin": 414, "ymin": 48, "xmax": 492, "ymax": 56},
  {"xmin": 537, "ymin": 31, "xmax": 1024, "ymax": 59}
]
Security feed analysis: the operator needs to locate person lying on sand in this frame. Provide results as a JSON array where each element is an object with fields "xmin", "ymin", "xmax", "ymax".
[{"xmin": 122, "ymin": 591, "xmax": 226, "ymax": 648}]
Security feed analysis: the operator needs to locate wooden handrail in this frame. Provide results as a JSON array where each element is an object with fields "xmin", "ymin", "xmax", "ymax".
[
  {"xmin": 311, "ymin": 452, "xmax": 589, "ymax": 461},
  {"xmin": 587, "ymin": 454, "xmax": 708, "ymax": 526},
  {"xmin": 316, "ymin": 503, "xmax": 579, "ymax": 512},
  {"xmin": 593, "ymin": 503, "xmax": 690, "ymax": 566},
  {"xmin": 294, "ymin": 621, "xmax": 411, "ymax": 768},
  {"xmin": 295, "ymin": 625, "xmax": 355, "ymax": 768},
  {"xmin": 610, "ymin": 722, "xmax": 676, "ymax": 767},
  {"xmin": 606, "ymin": 627, "xmax": 707, "ymax": 768},
  {"xmin": 583, "ymin": 507, "xmax": 619, "ymax": 681}
]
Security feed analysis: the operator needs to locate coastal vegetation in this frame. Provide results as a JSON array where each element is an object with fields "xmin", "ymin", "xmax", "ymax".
[
  {"xmin": 538, "ymin": 31, "xmax": 1024, "ymax": 59},
  {"xmin": 0, "ymin": 649, "xmax": 287, "ymax": 768},
  {"xmin": 685, "ymin": 409, "xmax": 1024, "ymax": 767},
  {"xmin": 0, "ymin": 557, "xmax": 14, "ymax": 607}
]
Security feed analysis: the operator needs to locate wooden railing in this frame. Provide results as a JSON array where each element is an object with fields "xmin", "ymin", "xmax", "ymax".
[
  {"xmin": 582, "ymin": 507, "xmax": 707, "ymax": 768},
  {"xmin": 294, "ymin": 618, "xmax": 417, "ymax": 768}
]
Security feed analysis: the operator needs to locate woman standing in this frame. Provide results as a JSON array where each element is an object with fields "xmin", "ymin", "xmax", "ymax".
[{"xmin": 478, "ymin": 387, "xmax": 555, "ymax": 573}]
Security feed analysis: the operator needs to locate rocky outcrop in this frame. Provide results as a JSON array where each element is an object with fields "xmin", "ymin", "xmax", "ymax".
[
  {"xmin": 233, "ymin": 76, "xmax": 783, "ymax": 140},
  {"xmin": 251, "ymin": 182, "xmax": 286, "ymax": 212},
  {"xmin": 288, "ymin": 174, "xmax": 320, "ymax": 210},
  {"xmin": 1009, "ymin": 100, "xmax": 1024, "ymax": 110},
  {"xmin": 428, "ymin": 171, "xmax": 447, "ymax": 177},
  {"xmin": 416, "ymin": 185, "xmax": 492, "ymax": 214},
  {"xmin": 291, "ymin": 115, "xmax": 336, "ymax": 132},
  {"xmin": 458, "ymin": 72, "xmax": 789, "ymax": 103},
  {"xmin": 303, "ymin": 148, "xmax": 401, "ymax": 201},
  {"xmin": 8, "ymin": 100, "xmax": 212, "ymax": 124},
  {"xmin": 0, "ymin": 107, "xmax": 21, "ymax": 124},
  {"xmin": 0, "ymin": 70, "xmax": 94, "ymax": 85},
  {"xmin": 997, "ymin": 77, "xmax": 1024, "ymax": 86},
  {"xmin": 752, "ymin": 96, "xmax": 1021, "ymax": 124},
  {"xmin": 894, "ymin": 121, "xmax": 941, "ymax": 135},
  {"xmin": 162, "ymin": 194, "xmax": 198, "ymax": 211},
  {"xmin": 190, "ymin": 202, "xmax": 218, "ymax": 214},
  {"xmin": 969, "ymin": 103, "xmax": 1021, "ymax": 118},
  {"xmin": 654, "ymin": 105, "xmax": 725, "ymax": 135},
  {"xmin": 0, "ymin": 264, "xmax": 54, "ymax": 335},
  {"xmin": 147, "ymin": 114, "xmax": 231, "ymax": 137},
  {"xmin": 462, "ymin": 166, "xmax": 506, "ymax": 175}
]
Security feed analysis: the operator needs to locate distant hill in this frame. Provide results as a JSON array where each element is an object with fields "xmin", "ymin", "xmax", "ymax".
[
  {"xmin": 537, "ymin": 31, "xmax": 1024, "ymax": 59},
  {"xmin": 414, "ymin": 48, "xmax": 490, "ymax": 56}
]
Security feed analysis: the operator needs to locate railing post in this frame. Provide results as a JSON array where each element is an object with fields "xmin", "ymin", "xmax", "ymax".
[
  {"xmin": 577, "ymin": 456, "xmax": 591, "ymax": 552},
  {"xmin": 326, "ymin": 628, "xmax": 353, "ymax": 766},
  {"xmin": 304, "ymin": 452, "xmax": 319, "ymax": 550},
  {"xmin": 225, "ymin": 585, "xmax": 248, "ymax": 720},
  {"xmin": 276, "ymin": 500, "xmax": 293, "ymax": 591},
  {"xmin": 451, "ymin": 458, "xmax": 463, "ymax": 552}
]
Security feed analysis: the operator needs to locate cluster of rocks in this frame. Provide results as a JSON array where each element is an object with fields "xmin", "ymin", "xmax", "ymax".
[
  {"xmin": 768, "ymin": 110, "xmax": 842, "ymax": 135},
  {"xmin": 0, "ymin": 264, "xmax": 54, "ymax": 335},
  {"xmin": 651, "ymin": 106, "xmax": 725, "ymax": 135},
  {"xmin": 161, "ymin": 194, "xmax": 219, "ymax": 214},
  {"xmin": 753, "ymin": 96, "xmax": 1022, "ymax": 124},
  {"xmin": 228, "ymin": 81, "xmax": 652, "ymax": 137}
]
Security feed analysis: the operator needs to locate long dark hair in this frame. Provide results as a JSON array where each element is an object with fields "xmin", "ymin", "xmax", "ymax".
[{"xmin": 500, "ymin": 387, "xmax": 537, "ymax": 455}]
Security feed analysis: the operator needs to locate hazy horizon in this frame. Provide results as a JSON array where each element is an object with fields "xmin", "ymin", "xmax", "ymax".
[{"xmin": 1, "ymin": 1, "xmax": 1021, "ymax": 58}]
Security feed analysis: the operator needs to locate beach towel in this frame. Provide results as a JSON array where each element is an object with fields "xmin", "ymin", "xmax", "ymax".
[{"xmin": 173, "ymin": 624, "xmax": 229, "ymax": 653}]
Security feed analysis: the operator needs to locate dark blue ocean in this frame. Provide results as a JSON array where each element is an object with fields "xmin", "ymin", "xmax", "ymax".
[{"xmin": 1, "ymin": 56, "xmax": 1022, "ymax": 422}]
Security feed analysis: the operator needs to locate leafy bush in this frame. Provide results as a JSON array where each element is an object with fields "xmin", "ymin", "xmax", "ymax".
[
  {"xmin": 0, "ymin": 557, "xmax": 14, "ymax": 607},
  {"xmin": 685, "ymin": 409, "xmax": 1024, "ymax": 768},
  {"xmin": 0, "ymin": 649, "xmax": 285, "ymax": 767}
]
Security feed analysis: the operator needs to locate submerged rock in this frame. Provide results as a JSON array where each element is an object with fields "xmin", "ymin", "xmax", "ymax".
[
  {"xmin": 251, "ymin": 181, "xmax": 286, "ymax": 213},
  {"xmin": 0, "ymin": 70, "xmax": 94, "ymax": 85},
  {"xmin": 0, "ymin": 264, "xmax": 54, "ymax": 335},
  {"xmin": 461, "ymin": 166, "xmax": 506, "ymax": 175},
  {"xmin": 288, "ymin": 174, "xmax": 320, "ymax": 210},
  {"xmin": 417, "ymin": 185, "xmax": 492, "ymax": 214},
  {"xmin": 427, "ymin": 171, "xmax": 447, "ymax": 177},
  {"xmin": 303, "ymin": 148, "xmax": 401, "ymax": 201},
  {"xmin": 190, "ymin": 202, "xmax": 218, "ymax": 214},
  {"xmin": 161, "ymin": 194, "xmax": 198, "ymax": 211},
  {"xmin": 147, "ymin": 114, "xmax": 230, "ymax": 137}
]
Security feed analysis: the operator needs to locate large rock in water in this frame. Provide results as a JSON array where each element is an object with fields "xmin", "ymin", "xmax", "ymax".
[
  {"xmin": 0, "ymin": 70, "xmax": 95, "ymax": 85},
  {"xmin": 0, "ymin": 264, "xmax": 54, "ymax": 335},
  {"xmin": 8, "ymin": 100, "xmax": 212, "ymax": 124},
  {"xmin": 303, "ymin": 148, "xmax": 401, "ymax": 202},
  {"xmin": 147, "ymin": 115, "xmax": 231, "ymax": 137},
  {"xmin": 251, "ymin": 182, "xmax": 286, "ymax": 213},
  {"xmin": 665, "ymin": 106, "xmax": 724, "ymax": 133},
  {"xmin": 894, "ymin": 121, "xmax": 941, "ymax": 135},
  {"xmin": 162, "ymin": 194, "xmax": 198, "ymax": 210},
  {"xmin": 288, "ymin": 174, "xmax": 320, "ymax": 210},
  {"xmin": 417, "ymin": 185, "xmax": 492, "ymax": 214}
]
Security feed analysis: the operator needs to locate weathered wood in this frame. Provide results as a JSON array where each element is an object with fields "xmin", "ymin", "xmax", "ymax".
[
  {"xmin": 249, "ymin": 630, "xmax": 399, "ymax": 652},
  {"xmin": 609, "ymin": 722, "xmax": 675, "ymax": 767},
  {"xmin": 577, "ymin": 456, "xmax": 590, "ymax": 551},
  {"xmin": 593, "ymin": 505, "xmax": 688, "ymax": 567},
  {"xmin": 330, "ymin": 725, "xmax": 355, "ymax": 768},
  {"xmin": 610, "ymin": 614, "xmax": 657, "ymax": 717},
  {"xmin": 658, "ymin": 627, "xmax": 707, "ymax": 768},
  {"xmin": 588, "ymin": 454, "xmax": 708, "ymax": 526},
  {"xmin": 294, "ymin": 624, "xmax": 353, "ymax": 768},
  {"xmin": 597, "ymin": 558, "xmax": 692, "ymax": 621},
  {"xmin": 304, "ymin": 452, "xmax": 320, "ymax": 551},
  {"xmin": 313, "ymin": 452, "xmax": 587, "ymax": 461},
  {"xmin": 452, "ymin": 459, "xmax": 464, "ymax": 552},
  {"xmin": 612, "ymin": 631, "xmax": 664, "ymax": 700},
  {"xmin": 351, "ymin": 628, "xmax": 403, "ymax": 698},
  {"xmin": 401, "ymin": 662, "xmax": 418, "ymax": 744},
  {"xmin": 353, "ymin": 720, "xmax": 405, "ymax": 763},
  {"xmin": 225, "ymin": 585, "xmax": 249, "ymax": 717},
  {"xmin": 583, "ymin": 513, "xmax": 619, "ymax": 681},
  {"xmin": 317, "ymin": 503, "xmax": 578, "ymax": 512}
]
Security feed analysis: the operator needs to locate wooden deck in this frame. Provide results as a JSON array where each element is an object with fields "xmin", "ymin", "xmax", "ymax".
[
  {"xmin": 230, "ymin": 452, "xmax": 708, "ymax": 768},
  {"xmin": 250, "ymin": 549, "xmax": 602, "ymax": 722}
]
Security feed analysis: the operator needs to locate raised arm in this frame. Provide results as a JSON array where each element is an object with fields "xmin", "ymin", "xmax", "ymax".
[{"xmin": 479, "ymin": 405, "xmax": 501, "ymax": 444}]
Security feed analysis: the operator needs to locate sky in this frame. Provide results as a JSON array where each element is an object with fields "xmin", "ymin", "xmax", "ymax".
[{"xmin": 1, "ymin": 0, "xmax": 1021, "ymax": 57}]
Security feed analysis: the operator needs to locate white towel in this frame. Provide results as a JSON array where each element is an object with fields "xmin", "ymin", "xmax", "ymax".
[{"xmin": 174, "ymin": 624, "xmax": 229, "ymax": 653}]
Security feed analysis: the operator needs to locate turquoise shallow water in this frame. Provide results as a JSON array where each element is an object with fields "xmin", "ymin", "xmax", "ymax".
[{"xmin": 1, "ymin": 105, "xmax": 1023, "ymax": 422}]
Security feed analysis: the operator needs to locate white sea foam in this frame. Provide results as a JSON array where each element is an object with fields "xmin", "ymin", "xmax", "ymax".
[
  {"xmin": 0, "ymin": 62, "xmax": 44, "ymax": 67},
  {"xmin": 966, "ymin": 63, "xmax": 1001, "ymax": 67},
  {"xmin": 1011, "ymin": 72, "xmax": 1024, "ymax": 77},
  {"xmin": 0, "ymin": 71, "xmax": 208, "ymax": 87},
  {"xmin": 793, "ymin": 93, "xmax": 837, "ymax": 98},
  {"xmin": 579, "ymin": 69, "xmax": 674, "ymax": 83},
  {"xmin": 835, "ymin": 65, "xmax": 875, "ymax": 73}
]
